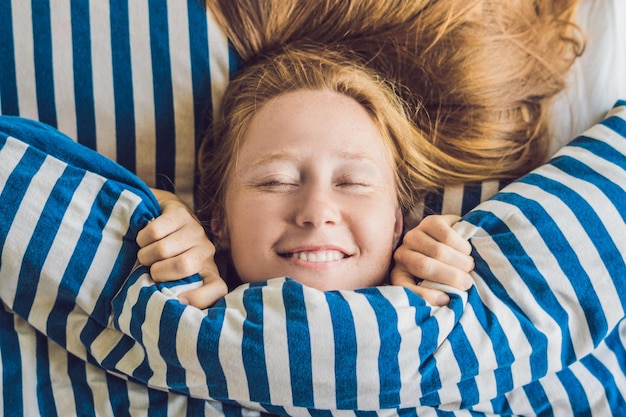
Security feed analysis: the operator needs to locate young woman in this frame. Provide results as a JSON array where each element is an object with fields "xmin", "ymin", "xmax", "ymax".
[
  {"xmin": 137, "ymin": 47, "xmax": 476, "ymax": 308},
  {"xmin": 137, "ymin": 0, "xmax": 585, "ymax": 309}
]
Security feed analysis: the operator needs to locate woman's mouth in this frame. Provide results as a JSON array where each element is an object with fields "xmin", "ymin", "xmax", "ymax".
[{"xmin": 286, "ymin": 250, "xmax": 347, "ymax": 263}]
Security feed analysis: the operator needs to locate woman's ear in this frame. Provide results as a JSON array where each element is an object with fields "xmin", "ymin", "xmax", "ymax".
[{"xmin": 393, "ymin": 207, "xmax": 403, "ymax": 247}]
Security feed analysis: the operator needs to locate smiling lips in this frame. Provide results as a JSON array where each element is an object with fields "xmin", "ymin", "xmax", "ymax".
[{"xmin": 284, "ymin": 250, "xmax": 348, "ymax": 263}]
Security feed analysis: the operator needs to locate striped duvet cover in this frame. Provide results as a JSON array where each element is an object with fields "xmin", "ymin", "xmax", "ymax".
[{"xmin": 0, "ymin": 101, "xmax": 624, "ymax": 415}]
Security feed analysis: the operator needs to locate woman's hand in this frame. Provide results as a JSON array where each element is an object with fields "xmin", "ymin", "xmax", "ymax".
[
  {"xmin": 390, "ymin": 214, "xmax": 474, "ymax": 306},
  {"xmin": 136, "ymin": 189, "xmax": 228, "ymax": 308}
]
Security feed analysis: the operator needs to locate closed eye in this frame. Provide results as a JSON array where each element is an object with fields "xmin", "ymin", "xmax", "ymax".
[
  {"xmin": 256, "ymin": 179, "xmax": 299, "ymax": 191},
  {"xmin": 337, "ymin": 181, "xmax": 369, "ymax": 187},
  {"xmin": 335, "ymin": 174, "xmax": 371, "ymax": 188},
  {"xmin": 262, "ymin": 180, "xmax": 291, "ymax": 186}
]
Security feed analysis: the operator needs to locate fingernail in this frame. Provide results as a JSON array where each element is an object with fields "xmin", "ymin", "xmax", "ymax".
[{"xmin": 178, "ymin": 296, "xmax": 189, "ymax": 305}]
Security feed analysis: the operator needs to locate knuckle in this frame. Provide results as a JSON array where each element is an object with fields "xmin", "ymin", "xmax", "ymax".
[
  {"xmin": 205, "ymin": 242, "xmax": 216, "ymax": 257},
  {"xmin": 173, "ymin": 256, "xmax": 197, "ymax": 277},
  {"xmin": 411, "ymin": 256, "xmax": 432, "ymax": 279},
  {"xmin": 425, "ymin": 240, "xmax": 443, "ymax": 258},
  {"xmin": 211, "ymin": 279, "xmax": 229, "ymax": 297},
  {"xmin": 153, "ymin": 241, "xmax": 171, "ymax": 259},
  {"xmin": 432, "ymin": 245, "xmax": 448, "ymax": 262},
  {"xmin": 402, "ymin": 226, "xmax": 421, "ymax": 242},
  {"xmin": 393, "ymin": 247, "xmax": 407, "ymax": 263},
  {"xmin": 136, "ymin": 248, "xmax": 149, "ymax": 266},
  {"xmin": 143, "ymin": 222, "xmax": 166, "ymax": 243},
  {"xmin": 149, "ymin": 263, "xmax": 165, "ymax": 282},
  {"xmin": 423, "ymin": 215, "xmax": 441, "ymax": 229}
]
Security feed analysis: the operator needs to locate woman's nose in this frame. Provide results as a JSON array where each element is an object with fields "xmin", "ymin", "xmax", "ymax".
[{"xmin": 294, "ymin": 186, "xmax": 341, "ymax": 228}]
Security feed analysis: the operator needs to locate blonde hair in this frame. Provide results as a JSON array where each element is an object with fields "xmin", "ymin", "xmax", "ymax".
[
  {"xmin": 207, "ymin": 0, "xmax": 584, "ymax": 179},
  {"xmin": 197, "ymin": 46, "xmax": 476, "ymax": 228}
]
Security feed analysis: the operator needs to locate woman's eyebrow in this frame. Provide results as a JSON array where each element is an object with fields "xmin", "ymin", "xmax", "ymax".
[
  {"xmin": 248, "ymin": 151, "xmax": 298, "ymax": 169},
  {"xmin": 247, "ymin": 150, "xmax": 379, "ymax": 169},
  {"xmin": 337, "ymin": 150, "xmax": 378, "ymax": 162}
]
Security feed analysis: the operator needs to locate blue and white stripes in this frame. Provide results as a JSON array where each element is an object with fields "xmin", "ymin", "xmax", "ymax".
[
  {"xmin": 1, "ymin": 2, "xmax": 622, "ymax": 415},
  {"xmin": 0, "ymin": 0, "xmax": 236, "ymax": 207},
  {"xmin": 101, "ymin": 101, "xmax": 626, "ymax": 414},
  {"xmin": 0, "ymin": 116, "xmax": 235, "ymax": 416},
  {"xmin": 0, "ymin": 116, "xmax": 156, "ymax": 347},
  {"xmin": 1, "ymin": 72, "xmax": 626, "ymax": 417}
]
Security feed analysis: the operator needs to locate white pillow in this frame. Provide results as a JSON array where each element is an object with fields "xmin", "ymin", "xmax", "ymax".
[{"xmin": 548, "ymin": 0, "xmax": 626, "ymax": 153}]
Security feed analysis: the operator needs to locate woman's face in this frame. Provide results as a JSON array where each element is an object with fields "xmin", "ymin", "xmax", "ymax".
[{"xmin": 221, "ymin": 89, "xmax": 403, "ymax": 290}]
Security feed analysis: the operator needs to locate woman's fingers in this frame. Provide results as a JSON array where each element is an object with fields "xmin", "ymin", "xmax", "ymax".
[
  {"xmin": 179, "ymin": 273, "xmax": 229, "ymax": 309},
  {"xmin": 390, "ymin": 267, "xmax": 451, "ymax": 306},
  {"xmin": 393, "ymin": 237, "xmax": 473, "ymax": 290}
]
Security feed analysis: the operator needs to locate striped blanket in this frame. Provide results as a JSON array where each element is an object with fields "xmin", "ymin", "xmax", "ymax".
[{"xmin": 0, "ymin": 102, "xmax": 625, "ymax": 415}]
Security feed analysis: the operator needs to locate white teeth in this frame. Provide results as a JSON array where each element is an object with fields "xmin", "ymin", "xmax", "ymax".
[{"xmin": 290, "ymin": 250, "xmax": 344, "ymax": 262}]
